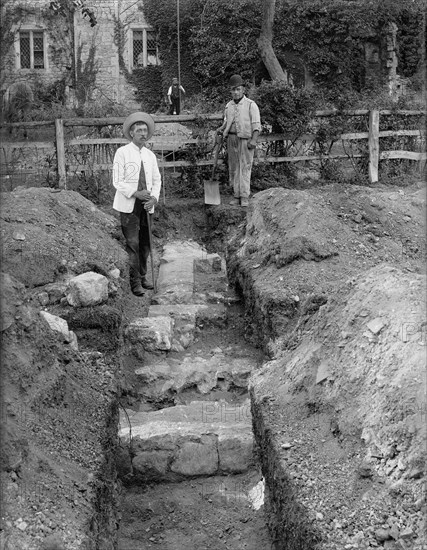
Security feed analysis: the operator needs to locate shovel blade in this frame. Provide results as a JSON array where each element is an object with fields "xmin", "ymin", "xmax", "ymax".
[{"xmin": 204, "ymin": 180, "xmax": 221, "ymax": 205}]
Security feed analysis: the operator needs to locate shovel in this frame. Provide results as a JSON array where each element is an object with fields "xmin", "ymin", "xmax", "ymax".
[{"xmin": 204, "ymin": 132, "xmax": 223, "ymax": 205}]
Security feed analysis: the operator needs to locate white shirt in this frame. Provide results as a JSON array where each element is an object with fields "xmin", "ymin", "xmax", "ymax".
[
  {"xmin": 112, "ymin": 142, "xmax": 161, "ymax": 213},
  {"xmin": 167, "ymin": 85, "xmax": 186, "ymax": 96}
]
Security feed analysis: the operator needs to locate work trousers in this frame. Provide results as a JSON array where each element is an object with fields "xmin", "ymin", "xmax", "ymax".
[
  {"xmin": 169, "ymin": 97, "xmax": 181, "ymax": 115},
  {"xmin": 120, "ymin": 201, "xmax": 152, "ymax": 285},
  {"xmin": 227, "ymin": 135, "xmax": 255, "ymax": 199}
]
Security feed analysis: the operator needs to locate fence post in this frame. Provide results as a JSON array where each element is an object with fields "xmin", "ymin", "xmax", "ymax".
[
  {"xmin": 368, "ymin": 110, "xmax": 379, "ymax": 183},
  {"xmin": 55, "ymin": 118, "xmax": 67, "ymax": 189}
]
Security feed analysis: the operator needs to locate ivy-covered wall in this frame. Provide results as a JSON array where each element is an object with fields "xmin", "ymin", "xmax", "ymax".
[
  {"xmin": 143, "ymin": 0, "xmax": 424, "ymax": 102},
  {"xmin": 272, "ymin": 0, "xmax": 424, "ymax": 93},
  {"xmin": 1, "ymin": 0, "xmax": 151, "ymax": 112},
  {"xmin": 1, "ymin": 0, "xmax": 423, "ymax": 114},
  {"xmin": 1, "ymin": 5, "xmax": 69, "ymax": 95}
]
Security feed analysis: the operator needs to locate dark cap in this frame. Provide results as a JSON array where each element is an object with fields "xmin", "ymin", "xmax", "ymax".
[{"xmin": 229, "ymin": 74, "xmax": 244, "ymax": 87}]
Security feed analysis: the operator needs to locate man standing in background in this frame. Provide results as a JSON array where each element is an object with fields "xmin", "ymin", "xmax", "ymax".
[
  {"xmin": 217, "ymin": 74, "xmax": 261, "ymax": 207},
  {"xmin": 167, "ymin": 77, "xmax": 186, "ymax": 115}
]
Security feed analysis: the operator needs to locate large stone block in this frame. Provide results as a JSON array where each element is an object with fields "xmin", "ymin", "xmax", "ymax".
[
  {"xmin": 132, "ymin": 451, "xmax": 170, "ymax": 478},
  {"xmin": 218, "ymin": 430, "xmax": 254, "ymax": 473},
  {"xmin": 125, "ymin": 316, "xmax": 174, "ymax": 351},
  {"xmin": 170, "ymin": 435, "xmax": 218, "ymax": 476},
  {"xmin": 66, "ymin": 271, "xmax": 109, "ymax": 307}
]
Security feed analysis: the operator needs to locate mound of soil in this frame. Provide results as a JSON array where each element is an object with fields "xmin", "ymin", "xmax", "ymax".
[
  {"xmin": 0, "ymin": 273, "xmax": 119, "ymax": 550},
  {"xmin": 1, "ymin": 187, "xmax": 127, "ymax": 288},
  {"xmin": 227, "ymin": 183, "xmax": 426, "ymax": 549}
]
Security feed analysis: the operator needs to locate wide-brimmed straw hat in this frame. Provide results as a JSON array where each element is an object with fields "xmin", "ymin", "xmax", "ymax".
[{"xmin": 123, "ymin": 112, "xmax": 155, "ymax": 141}]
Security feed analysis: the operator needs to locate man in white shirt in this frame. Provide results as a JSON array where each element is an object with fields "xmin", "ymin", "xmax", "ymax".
[
  {"xmin": 112, "ymin": 112, "xmax": 162, "ymax": 296},
  {"xmin": 167, "ymin": 77, "xmax": 186, "ymax": 115}
]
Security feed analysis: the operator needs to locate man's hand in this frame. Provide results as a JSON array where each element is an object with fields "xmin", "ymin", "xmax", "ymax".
[
  {"xmin": 133, "ymin": 190, "xmax": 151, "ymax": 201},
  {"xmin": 247, "ymin": 139, "xmax": 257, "ymax": 150},
  {"xmin": 144, "ymin": 196, "xmax": 158, "ymax": 211}
]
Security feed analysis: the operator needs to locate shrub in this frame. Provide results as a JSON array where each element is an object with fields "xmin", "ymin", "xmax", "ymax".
[{"xmin": 251, "ymin": 81, "xmax": 317, "ymax": 136}]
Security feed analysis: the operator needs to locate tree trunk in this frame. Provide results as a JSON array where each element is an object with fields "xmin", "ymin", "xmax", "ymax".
[{"xmin": 257, "ymin": 0, "xmax": 288, "ymax": 82}]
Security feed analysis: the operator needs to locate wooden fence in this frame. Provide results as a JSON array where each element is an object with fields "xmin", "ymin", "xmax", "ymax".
[{"xmin": 1, "ymin": 110, "xmax": 425, "ymax": 189}]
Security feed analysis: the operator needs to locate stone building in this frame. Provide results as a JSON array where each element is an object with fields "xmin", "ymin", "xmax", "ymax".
[{"xmin": 1, "ymin": 0, "xmax": 163, "ymax": 111}]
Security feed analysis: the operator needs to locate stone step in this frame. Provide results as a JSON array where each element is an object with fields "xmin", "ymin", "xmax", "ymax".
[
  {"xmin": 148, "ymin": 303, "xmax": 226, "ymax": 351},
  {"xmin": 153, "ymin": 240, "xmax": 221, "ymax": 305},
  {"xmin": 119, "ymin": 400, "xmax": 254, "ymax": 480},
  {"xmin": 148, "ymin": 303, "xmax": 227, "ymax": 327},
  {"xmin": 125, "ymin": 303, "xmax": 227, "ymax": 352},
  {"xmin": 135, "ymin": 351, "xmax": 256, "ymax": 400},
  {"xmin": 125, "ymin": 316, "xmax": 174, "ymax": 351}
]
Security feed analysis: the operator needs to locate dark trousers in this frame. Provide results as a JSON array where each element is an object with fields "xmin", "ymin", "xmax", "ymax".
[
  {"xmin": 169, "ymin": 97, "xmax": 180, "ymax": 115},
  {"xmin": 120, "ymin": 201, "xmax": 152, "ymax": 285}
]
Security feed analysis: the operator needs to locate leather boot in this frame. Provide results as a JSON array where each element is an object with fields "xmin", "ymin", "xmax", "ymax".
[
  {"xmin": 130, "ymin": 280, "xmax": 145, "ymax": 296},
  {"xmin": 141, "ymin": 278, "xmax": 154, "ymax": 290}
]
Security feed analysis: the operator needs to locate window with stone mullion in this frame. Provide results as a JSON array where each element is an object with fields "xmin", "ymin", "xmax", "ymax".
[
  {"xmin": 33, "ymin": 32, "xmax": 44, "ymax": 69},
  {"xmin": 20, "ymin": 32, "xmax": 31, "ymax": 69},
  {"xmin": 133, "ymin": 30, "xmax": 144, "ymax": 67}
]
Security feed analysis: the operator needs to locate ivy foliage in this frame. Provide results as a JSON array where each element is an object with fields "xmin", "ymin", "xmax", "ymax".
[
  {"xmin": 274, "ymin": 0, "xmax": 424, "ymax": 91},
  {"xmin": 142, "ymin": 0, "xmax": 424, "ymax": 99},
  {"xmin": 189, "ymin": 0, "xmax": 261, "ymax": 94},
  {"xmin": 142, "ymin": 0, "xmax": 202, "ymax": 97},
  {"xmin": 132, "ymin": 66, "xmax": 164, "ymax": 112},
  {"xmin": 143, "ymin": 0, "xmax": 262, "ymax": 100},
  {"xmin": 251, "ymin": 81, "xmax": 317, "ymax": 135}
]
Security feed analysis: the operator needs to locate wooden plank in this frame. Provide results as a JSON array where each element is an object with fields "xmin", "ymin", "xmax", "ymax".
[
  {"xmin": 3, "ymin": 109, "xmax": 424, "ymax": 132},
  {"xmin": 68, "ymin": 138, "xmax": 127, "ymax": 145},
  {"xmin": 0, "ymin": 120, "xmax": 54, "ymax": 129},
  {"xmin": 379, "ymin": 129, "xmax": 425, "ymax": 137},
  {"xmin": 368, "ymin": 110, "xmax": 380, "ymax": 183},
  {"xmin": 259, "ymin": 132, "xmax": 371, "ymax": 142},
  {"xmin": 67, "ymin": 159, "xmax": 226, "ymax": 171},
  {"xmin": 4, "ymin": 129, "xmax": 421, "ymax": 153},
  {"xmin": 67, "ymin": 164, "xmax": 112, "ymax": 171},
  {"xmin": 66, "ymin": 137, "xmax": 206, "ymax": 150},
  {"xmin": 313, "ymin": 109, "xmax": 369, "ymax": 117},
  {"xmin": 379, "ymin": 110, "xmax": 426, "ymax": 116},
  {"xmin": 259, "ymin": 133, "xmax": 317, "ymax": 142},
  {"xmin": 158, "ymin": 159, "xmax": 225, "ymax": 169},
  {"xmin": 55, "ymin": 119, "xmax": 67, "ymax": 189},
  {"xmin": 263, "ymin": 153, "xmax": 364, "ymax": 163},
  {"xmin": 67, "ymin": 153, "xmax": 368, "ymax": 171},
  {"xmin": 340, "ymin": 132, "xmax": 369, "ymax": 140},
  {"xmin": 0, "ymin": 142, "xmax": 55, "ymax": 150},
  {"xmin": 380, "ymin": 150, "xmax": 427, "ymax": 161},
  {"xmin": 62, "ymin": 114, "xmax": 224, "ymax": 127}
]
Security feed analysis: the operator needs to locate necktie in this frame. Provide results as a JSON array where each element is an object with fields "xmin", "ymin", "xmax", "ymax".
[{"xmin": 138, "ymin": 160, "xmax": 147, "ymax": 191}]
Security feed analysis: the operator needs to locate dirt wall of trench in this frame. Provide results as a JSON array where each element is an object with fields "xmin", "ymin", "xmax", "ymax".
[
  {"xmin": 0, "ymin": 188, "xmax": 132, "ymax": 549},
  {"xmin": 227, "ymin": 185, "xmax": 426, "ymax": 549}
]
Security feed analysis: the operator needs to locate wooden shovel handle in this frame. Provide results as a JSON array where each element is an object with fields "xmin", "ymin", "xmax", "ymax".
[{"xmin": 211, "ymin": 133, "xmax": 223, "ymax": 180}]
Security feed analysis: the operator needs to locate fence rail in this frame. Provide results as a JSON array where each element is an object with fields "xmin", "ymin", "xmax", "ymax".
[{"xmin": 1, "ymin": 109, "xmax": 425, "ymax": 189}]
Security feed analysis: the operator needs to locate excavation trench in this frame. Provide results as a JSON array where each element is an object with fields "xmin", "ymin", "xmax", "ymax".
[{"xmin": 116, "ymin": 236, "xmax": 273, "ymax": 550}]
